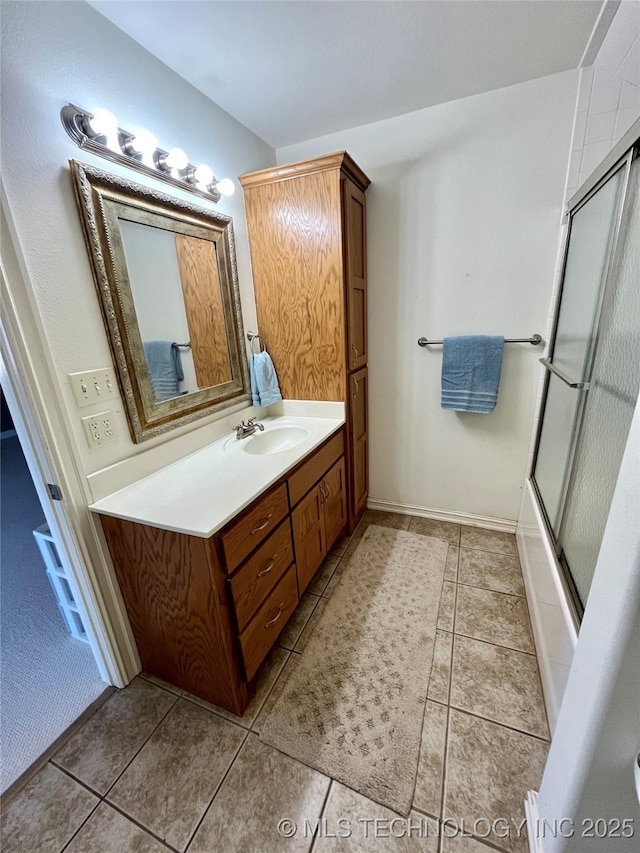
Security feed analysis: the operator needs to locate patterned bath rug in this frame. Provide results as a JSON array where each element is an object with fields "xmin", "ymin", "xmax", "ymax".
[{"xmin": 259, "ymin": 524, "xmax": 448, "ymax": 815}]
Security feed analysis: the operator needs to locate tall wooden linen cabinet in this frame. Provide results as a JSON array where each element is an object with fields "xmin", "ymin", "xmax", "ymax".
[{"xmin": 240, "ymin": 152, "xmax": 369, "ymax": 533}]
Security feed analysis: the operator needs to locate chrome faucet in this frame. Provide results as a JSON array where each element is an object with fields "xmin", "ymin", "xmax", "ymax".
[{"xmin": 234, "ymin": 418, "xmax": 265, "ymax": 439}]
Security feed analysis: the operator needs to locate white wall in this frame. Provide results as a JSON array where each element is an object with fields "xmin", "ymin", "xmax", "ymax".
[
  {"xmin": 0, "ymin": 0, "xmax": 275, "ymax": 477},
  {"xmin": 278, "ymin": 71, "xmax": 578, "ymax": 525}
]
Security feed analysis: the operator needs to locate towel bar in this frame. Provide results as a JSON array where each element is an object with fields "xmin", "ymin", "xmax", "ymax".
[{"xmin": 418, "ymin": 334, "xmax": 542, "ymax": 347}]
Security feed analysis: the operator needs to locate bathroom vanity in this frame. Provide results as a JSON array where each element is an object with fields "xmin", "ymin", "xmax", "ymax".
[{"xmin": 91, "ymin": 413, "xmax": 346, "ymax": 715}]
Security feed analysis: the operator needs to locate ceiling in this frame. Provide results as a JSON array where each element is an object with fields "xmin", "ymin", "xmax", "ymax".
[{"xmin": 89, "ymin": 0, "xmax": 603, "ymax": 149}]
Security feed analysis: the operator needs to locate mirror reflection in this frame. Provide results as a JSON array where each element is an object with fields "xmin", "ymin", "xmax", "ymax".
[
  {"xmin": 119, "ymin": 220, "xmax": 233, "ymax": 401},
  {"xmin": 70, "ymin": 159, "xmax": 250, "ymax": 444}
]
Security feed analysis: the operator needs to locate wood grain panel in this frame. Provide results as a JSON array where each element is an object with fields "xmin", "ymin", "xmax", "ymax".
[
  {"xmin": 292, "ymin": 485, "xmax": 326, "ymax": 595},
  {"xmin": 348, "ymin": 367, "xmax": 369, "ymax": 530},
  {"xmin": 238, "ymin": 564, "xmax": 299, "ymax": 680},
  {"xmin": 239, "ymin": 151, "xmax": 370, "ymax": 192},
  {"xmin": 220, "ymin": 484, "xmax": 288, "ymax": 572},
  {"xmin": 287, "ymin": 430, "xmax": 344, "ymax": 507},
  {"xmin": 100, "ymin": 515, "xmax": 246, "ymax": 714},
  {"xmin": 243, "ymin": 169, "xmax": 346, "ymax": 401},
  {"xmin": 344, "ymin": 179, "xmax": 368, "ymax": 370},
  {"xmin": 228, "ymin": 519, "xmax": 293, "ymax": 631},
  {"xmin": 175, "ymin": 233, "xmax": 232, "ymax": 387},
  {"xmin": 322, "ymin": 457, "xmax": 347, "ymax": 551}
]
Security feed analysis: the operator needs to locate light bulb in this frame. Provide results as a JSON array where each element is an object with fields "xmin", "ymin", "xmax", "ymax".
[
  {"xmin": 86, "ymin": 109, "xmax": 118, "ymax": 138},
  {"xmin": 164, "ymin": 147, "xmax": 188, "ymax": 170},
  {"xmin": 127, "ymin": 129, "xmax": 157, "ymax": 156},
  {"xmin": 216, "ymin": 178, "xmax": 235, "ymax": 196},
  {"xmin": 193, "ymin": 164, "xmax": 214, "ymax": 185}
]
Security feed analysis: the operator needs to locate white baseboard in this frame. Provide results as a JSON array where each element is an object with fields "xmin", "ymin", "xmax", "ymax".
[
  {"xmin": 366, "ymin": 498, "xmax": 517, "ymax": 533},
  {"xmin": 525, "ymin": 790, "xmax": 544, "ymax": 853}
]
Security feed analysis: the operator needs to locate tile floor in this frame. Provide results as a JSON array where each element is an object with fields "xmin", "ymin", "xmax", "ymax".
[{"xmin": 1, "ymin": 512, "xmax": 549, "ymax": 853}]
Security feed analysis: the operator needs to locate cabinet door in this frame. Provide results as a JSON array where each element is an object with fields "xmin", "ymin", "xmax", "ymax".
[
  {"xmin": 348, "ymin": 367, "xmax": 369, "ymax": 529},
  {"xmin": 292, "ymin": 485, "xmax": 326, "ymax": 594},
  {"xmin": 343, "ymin": 177, "xmax": 367, "ymax": 371},
  {"xmin": 322, "ymin": 458, "xmax": 347, "ymax": 551}
]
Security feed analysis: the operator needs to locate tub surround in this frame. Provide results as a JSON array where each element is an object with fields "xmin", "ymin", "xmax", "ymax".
[{"xmin": 89, "ymin": 403, "xmax": 345, "ymax": 537}]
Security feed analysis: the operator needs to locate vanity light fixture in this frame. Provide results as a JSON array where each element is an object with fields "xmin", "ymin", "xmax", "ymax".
[
  {"xmin": 61, "ymin": 103, "xmax": 235, "ymax": 204},
  {"xmin": 123, "ymin": 129, "xmax": 158, "ymax": 157}
]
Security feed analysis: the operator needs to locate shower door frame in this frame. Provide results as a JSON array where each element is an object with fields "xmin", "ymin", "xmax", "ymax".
[{"xmin": 530, "ymin": 120, "xmax": 640, "ymax": 622}]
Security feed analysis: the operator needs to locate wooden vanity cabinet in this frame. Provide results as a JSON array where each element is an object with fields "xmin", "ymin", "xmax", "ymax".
[
  {"xmin": 99, "ymin": 429, "xmax": 347, "ymax": 715},
  {"xmin": 240, "ymin": 152, "xmax": 370, "ymax": 533}
]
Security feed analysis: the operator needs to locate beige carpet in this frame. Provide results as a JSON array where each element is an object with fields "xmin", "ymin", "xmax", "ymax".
[{"xmin": 259, "ymin": 524, "xmax": 448, "ymax": 815}]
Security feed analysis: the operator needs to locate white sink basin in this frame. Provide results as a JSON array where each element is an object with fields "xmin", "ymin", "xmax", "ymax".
[{"xmin": 243, "ymin": 426, "xmax": 310, "ymax": 455}]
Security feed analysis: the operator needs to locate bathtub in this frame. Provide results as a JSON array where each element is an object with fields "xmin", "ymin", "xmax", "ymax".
[{"xmin": 517, "ymin": 480, "xmax": 578, "ymax": 734}]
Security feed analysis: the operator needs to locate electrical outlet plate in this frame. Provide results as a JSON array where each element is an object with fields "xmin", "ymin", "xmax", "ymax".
[
  {"xmin": 81, "ymin": 410, "xmax": 118, "ymax": 447},
  {"xmin": 69, "ymin": 369, "xmax": 117, "ymax": 408}
]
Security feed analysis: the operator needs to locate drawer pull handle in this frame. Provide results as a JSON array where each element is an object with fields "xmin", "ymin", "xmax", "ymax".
[
  {"xmin": 352, "ymin": 343, "xmax": 359, "ymax": 366},
  {"xmin": 353, "ymin": 377, "xmax": 359, "ymax": 396},
  {"xmin": 265, "ymin": 603, "xmax": 285, "ymax": 628},
  {"xmin": 250, "ymin": 513, "xmax": 273, "ymax": 535},
  {"xmin": 320, "ymin": 482, "xmax": 329, "ymax": 502},
  {"xmin": 257, "ymin": 556, "xmax": 278, "ymax": 578}
]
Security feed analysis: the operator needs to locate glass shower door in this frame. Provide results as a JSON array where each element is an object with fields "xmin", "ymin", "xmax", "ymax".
[
  {"xmin": 532, "ymin": 144, "xmax": 638, "ymax": 614},
  {"xmin": 559, "ymin": 155, "xmax": 640, "ymax": 605}
]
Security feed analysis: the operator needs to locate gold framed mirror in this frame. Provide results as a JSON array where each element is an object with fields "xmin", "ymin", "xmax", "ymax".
[{"xmin": 70, "ymin": 160, "xmax": 250, "ymax": 443}]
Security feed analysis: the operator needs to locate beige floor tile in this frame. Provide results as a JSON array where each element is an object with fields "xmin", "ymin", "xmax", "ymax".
[
  {"xmin": 408, "ymin": 518, "xmax": 461, "ymax": 546},
  {"xmin": 137, "ymin": 671, "xmax": 184, "ymax": 696},
  {"xmin": 307, "ymin": 554, "xmax": 341, "ymax": 595},
  {"xmin": 444, "ymin": 710, "xmax": 548, "ymax": 853},
  {"xmin": 343, "ymin": 528, "xmax": 367, "ymax": 560},
  {"xmin": 188, "ymin": 733, "xmax": 330, "ymax": 852},
  {"xmin": 278, "ymin": 593, "xmax": 320, "ymax": 650},
  {"xmin": 295, "ymin": 597, "xmax": 328, "ymax": 652},
  {"xmin": 427, "ymin": 630, "xmax": 453, "ymax": 705},
  {"xmin": 331, "ymin": 531, "xmax": 353, "ymax": 556},
  {"xmin": 253, "ymin": 654, "xmax": 299, "ymax": 733},
  {"xmin": 450, "ymin": 636, "xmax": 548, "ymax": 739},
  {"xmin": 413, "ymin": 701, "xmax": 448, "ymax": 818},
  {"xmin": 442, "ymin": 835, "xmax": 505, "ymax": 852},
  {"xmin": 455, "ymin": 586, "xmax": 534, "ymax": 654},
  {"xmin": 363, "ymin": 510, "xmax": 411, "ymax": 530},
  {"xmin": 186, "ymin": 647, "xmax": 289, "ymax": 728},
  {"xmin": 458, "ymin": 549, "xmax": 524, "ymax": 597},
  {"xmin": 108, "ymin": 698, "xmax": 245, "ymax": 849},
  {"xmin": 316, "ymin": 781, "xmax": 438, "ymax": 851},
  {"xmin": 65, "ymin": 802, "xmax": 166, "ymax": 852},
  {"xmin": 53, "ymin": 678, "xmax": 177, "ymax": 793},
  {"xmin": 0, "ymin": 763, "xmax": 98, "ymax": 853},
  {"xmin": 459, "ymin": 527, "xmax": 518, "ymax": 556},
  {"xmin": 324, "ymin": 558, "xmax": 350, "ymax": 597},
  {"xmin": 437, "ymin": 582, "xmax": 456, "ymax": 632},
  {"xmin": 444, "ymin": 547, "xmax": 459, "ymax": 581}
]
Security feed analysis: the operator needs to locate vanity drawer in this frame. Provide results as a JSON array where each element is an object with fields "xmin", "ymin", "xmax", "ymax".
[
  {"xmin": 288, "ymin": 430, "xmax": 344, "ymax": 507},
  {"xmin": 238, "ymin": 563, "xmax": 299, "ymax": 680},
  {"xmin": 221, "ymin": 484, "xmax": 289, "ymax": 572},
  {"xmin": 229, "ymin": 519, "xmax": 294, "ymax": 631}
]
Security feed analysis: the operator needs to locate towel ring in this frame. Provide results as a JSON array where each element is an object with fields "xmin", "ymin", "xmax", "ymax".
[{"xmin": 247, "ymin": 331, "xmax": 264, "ymax": 354}]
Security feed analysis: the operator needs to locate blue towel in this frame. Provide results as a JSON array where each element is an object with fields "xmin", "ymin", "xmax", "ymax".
[
  {"xmin": 250, "ymin": 351, "xmax": 282, "ymax": 407},
  {"xmin": 143, "ymin": 341, "xmax": 184, "ymax": 401},
  {"xmin": 441, "ymin": 336, "xmax": 504, "ymax": 414}
]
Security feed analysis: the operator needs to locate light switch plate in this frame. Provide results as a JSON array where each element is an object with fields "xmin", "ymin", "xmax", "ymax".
[{"xmin": 69, "ymin": 369, "xmax": 117, "ymax": 408}]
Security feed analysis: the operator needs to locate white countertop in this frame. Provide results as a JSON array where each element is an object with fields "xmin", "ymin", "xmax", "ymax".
[{"xmin": 89, "ymin": 409, "xmax": 345, "ymax": 538}]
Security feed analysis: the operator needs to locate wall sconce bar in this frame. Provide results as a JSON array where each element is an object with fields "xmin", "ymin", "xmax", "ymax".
[{"xmin": 61, "ymin": 103, "xmax": 224, "ymax": 204}]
